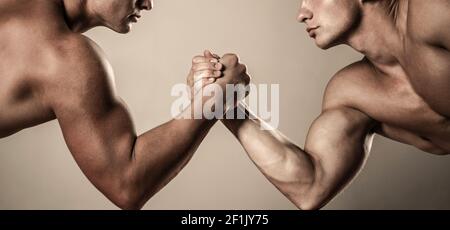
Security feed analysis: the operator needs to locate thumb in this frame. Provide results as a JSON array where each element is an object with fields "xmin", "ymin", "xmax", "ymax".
[{"xmin": 204, "ymin": 50, "xmax": 220, "ymax": 59}]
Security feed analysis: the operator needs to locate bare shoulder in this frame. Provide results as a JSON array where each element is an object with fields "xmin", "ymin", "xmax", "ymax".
[
  {"xmin": 407, "ymin": 0, "xmax": 450, "ymax": 48},
  {"xmin": 45, "ymin": 34, "xmax": 118, "ymax": 114},
  {"xmin": 0, "ymin": 0, "xmax": 117, "ymax": 105},
  {"xmin": 53, "ymin": 34, "xmax": 114, "ymax": 81},
  {"xmin": 322, "ymin": 59, "xmax": 378, "ymax": 111}
]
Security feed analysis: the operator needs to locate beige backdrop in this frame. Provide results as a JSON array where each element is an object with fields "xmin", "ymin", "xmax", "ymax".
[{"xmin": 1, "ymin": 0, "xmax": 449, "ymax": 210}]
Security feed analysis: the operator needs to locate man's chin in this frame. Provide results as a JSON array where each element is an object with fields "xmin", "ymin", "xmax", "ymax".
[
  {"xmin": 315, "ymin": 41, "xmax": 331, "ymax": 50},
  {"xmin": 109, "ymin": 23, "xmax": 132, "ymax": 34},
  {"xmin": 314, "ymin": 37, "xmax": 334, "ymax": 50},
  {"xmin": 119, "ymin": 24, "xmax": 133, "ymax": 34}
]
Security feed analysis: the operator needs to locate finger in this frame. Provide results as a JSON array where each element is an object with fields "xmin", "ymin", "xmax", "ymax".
[
  {"xmin": 220, "ymin": 53, "xmax": 239, "ymax": 66},
  {"xmin": 192, "ymin": 62, "xmax": 222, "ymax": 72},
  {"xmin": 194, "ymin": 70, "xmax": 213, "ymax": 82},
  {"xmin": 204, "ymin": 77, "xmax": 216, "ymax": 84},
  {"xmin": 215, "ymin": 62, "xmax": 224, "ymax": 71},
  {"xmin": 193, "ymin": 70, "xmax": 221, "ymax": 82},
  {"xmin": 204, "ymin": 50, "xmax": 220, "ymax": 59},
  {"xmin": 193, "ymin": 74, "xmax": 222, "ymax": 88},
  {"xmin": 204, "ymin": 50, "xmax": 214, "ymax": 58},
  {"xmin": 193, "ymin": 55, "xmax": 219, "ymax": 64},
  {"xmin": 194, "ymin": 69, "xmax": 223, "ymax": 78}
]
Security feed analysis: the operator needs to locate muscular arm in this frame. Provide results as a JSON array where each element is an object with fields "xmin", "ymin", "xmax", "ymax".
[
  {"xmin": 45, "ymin": 37, "xmax": 218, "ymax": 210},
  {"xmin": 221, "ymin": 71, "xmax": 376, "ymax": 210}
]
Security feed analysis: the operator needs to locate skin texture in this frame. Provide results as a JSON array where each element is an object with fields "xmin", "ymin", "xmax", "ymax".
[
  {"xmin": 190, "ymin": 0, "xmax": 450, "ymax": 210},
  {"xmin": 0, "ymin": 0, "xmax": 250, "ymax": 209}
]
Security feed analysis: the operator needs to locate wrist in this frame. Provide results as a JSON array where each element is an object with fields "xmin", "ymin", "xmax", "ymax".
[
  {"xmin": 221, "ymin": 102, "xmax": 249, "ymax": 133},
  {"xmin": 185, "ymin": 90, "xmax": 227, "ymax": 120}
]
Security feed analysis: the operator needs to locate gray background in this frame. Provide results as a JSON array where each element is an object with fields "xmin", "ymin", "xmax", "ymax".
[{"xmin": 0, "ymin": 0, "xmax": 449, "ymax": 209}]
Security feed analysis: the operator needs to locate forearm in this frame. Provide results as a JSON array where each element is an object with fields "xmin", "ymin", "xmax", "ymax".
[
  {"xmin": 122, "ymin": 99, "xmax": 217, "ymax": 209},
  {"xmin": 221, "ymin": 104, "xmax": 317, "ymax": 208}
]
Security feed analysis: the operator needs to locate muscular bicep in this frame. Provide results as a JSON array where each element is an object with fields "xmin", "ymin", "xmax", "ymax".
[
  {"xmin": 55, "ymin": 96, "xmax": 136, "ymax": 178},
  {"xmin": 302, "ymin": 63, "xmax": 378, "ymax": 206},
  {"xmin": 47, "ymin": 36, "xmax": 137, "ymax": 196},
  {"xmin": 303, "ymin": 107, "xmax": 375, "ymax": 206},
  {"xmin": 54, "ymin": 92, "xmax": 137, "ymax": 204}
]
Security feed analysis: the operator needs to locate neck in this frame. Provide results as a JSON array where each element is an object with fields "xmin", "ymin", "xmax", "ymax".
[
  {"xmin": 345, "ymin": 0, "xmax": 408, "ymax": 66},
  {"xmin": 61, "ymin": 0, "xmax": 100, "ymax": 33}
]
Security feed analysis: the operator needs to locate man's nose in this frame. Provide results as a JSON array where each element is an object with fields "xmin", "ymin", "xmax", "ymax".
[
  {"xmin": 297, "ymin": 1, "xmax": 313, "ymax": 23},
  {"xmin": 138, "ymin": 0, "xmax": 153, "ymax": 11}
]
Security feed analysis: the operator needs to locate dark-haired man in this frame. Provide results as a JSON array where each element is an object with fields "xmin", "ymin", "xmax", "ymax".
[{"xmin": 0, "ymin": 0, "xmax": 249, "ymax": 209}]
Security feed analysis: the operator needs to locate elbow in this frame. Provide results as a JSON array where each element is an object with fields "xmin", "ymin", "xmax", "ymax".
[
  {"xmin": 112, "ymin": 191, "xmax": 146, "ymax": 210},
  {"xmin": 92, "ymin": 165, "xmax": 151, "ymax": 210},
  {"xmin": 287, "ymin": 174, "xmax": 330, "ymax": 210},
  {"xmin": 291, "ymin": 170, "xmax": 334, "ymax": 210},
  {"xmin": 107, "ymin": 176, "xmax": 149, "ymax": 210},
  {"xmin": 290, "ymin": 193, "xmax": 325, "ymax": 210},
  {"xmin": 296, "ymin": 198, "xmax": 324, "ymax": 211}
]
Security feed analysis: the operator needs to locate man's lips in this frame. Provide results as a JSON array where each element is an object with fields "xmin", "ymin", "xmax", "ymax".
[
  {"xmin": 129, "ymin": 13, "xmax": 141, "ymax": 22},
  {"xmin": 306, "ymin": 26, "xmax": 319, "ymax": 37}
]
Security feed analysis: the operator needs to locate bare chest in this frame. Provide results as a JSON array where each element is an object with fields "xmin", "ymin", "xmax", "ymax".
[
  {"xmin": 352, "ymin": 67, "xmax": 450, "ymax": 145},
  {"xmin": 403, "ymin": 37, "xmax": 450, "ymax": 116}
]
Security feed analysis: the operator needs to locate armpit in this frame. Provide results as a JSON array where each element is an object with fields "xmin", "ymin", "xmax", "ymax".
[{"xmin": 376, "ymin": 123, "xmax": 448, "ymax": 155}]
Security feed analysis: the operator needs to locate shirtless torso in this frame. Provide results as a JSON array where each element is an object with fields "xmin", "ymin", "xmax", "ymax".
[
  {"xmin": 327, "ymin": 0, "xmax": 450, "ymax": 155},
  {"xmin": 214, "ymin": 0, "xmax": 449, "ymax": 210},
  {"xmin": 1, "ymin": 0, "xmax": 448, "ymax": 210},
  {"xmin": 0, "ymin": 0, "xmax": 248, "ymax": 209}
]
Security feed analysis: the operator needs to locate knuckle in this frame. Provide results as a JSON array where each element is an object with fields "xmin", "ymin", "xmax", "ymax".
[
  {"xmin": 192, "ymin": 56, "xmax": 202, "ymax": 63},
  {"xmin": 223, "ymin": 53, "xmax": 239, "ymax": 65},
  {"xmin": 240, "ymin": 64, "xmax": 247, "ymax": 73},
  {"xmin": 244, "ymin": 74, "xmax": 251, "ymax": 84}
]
